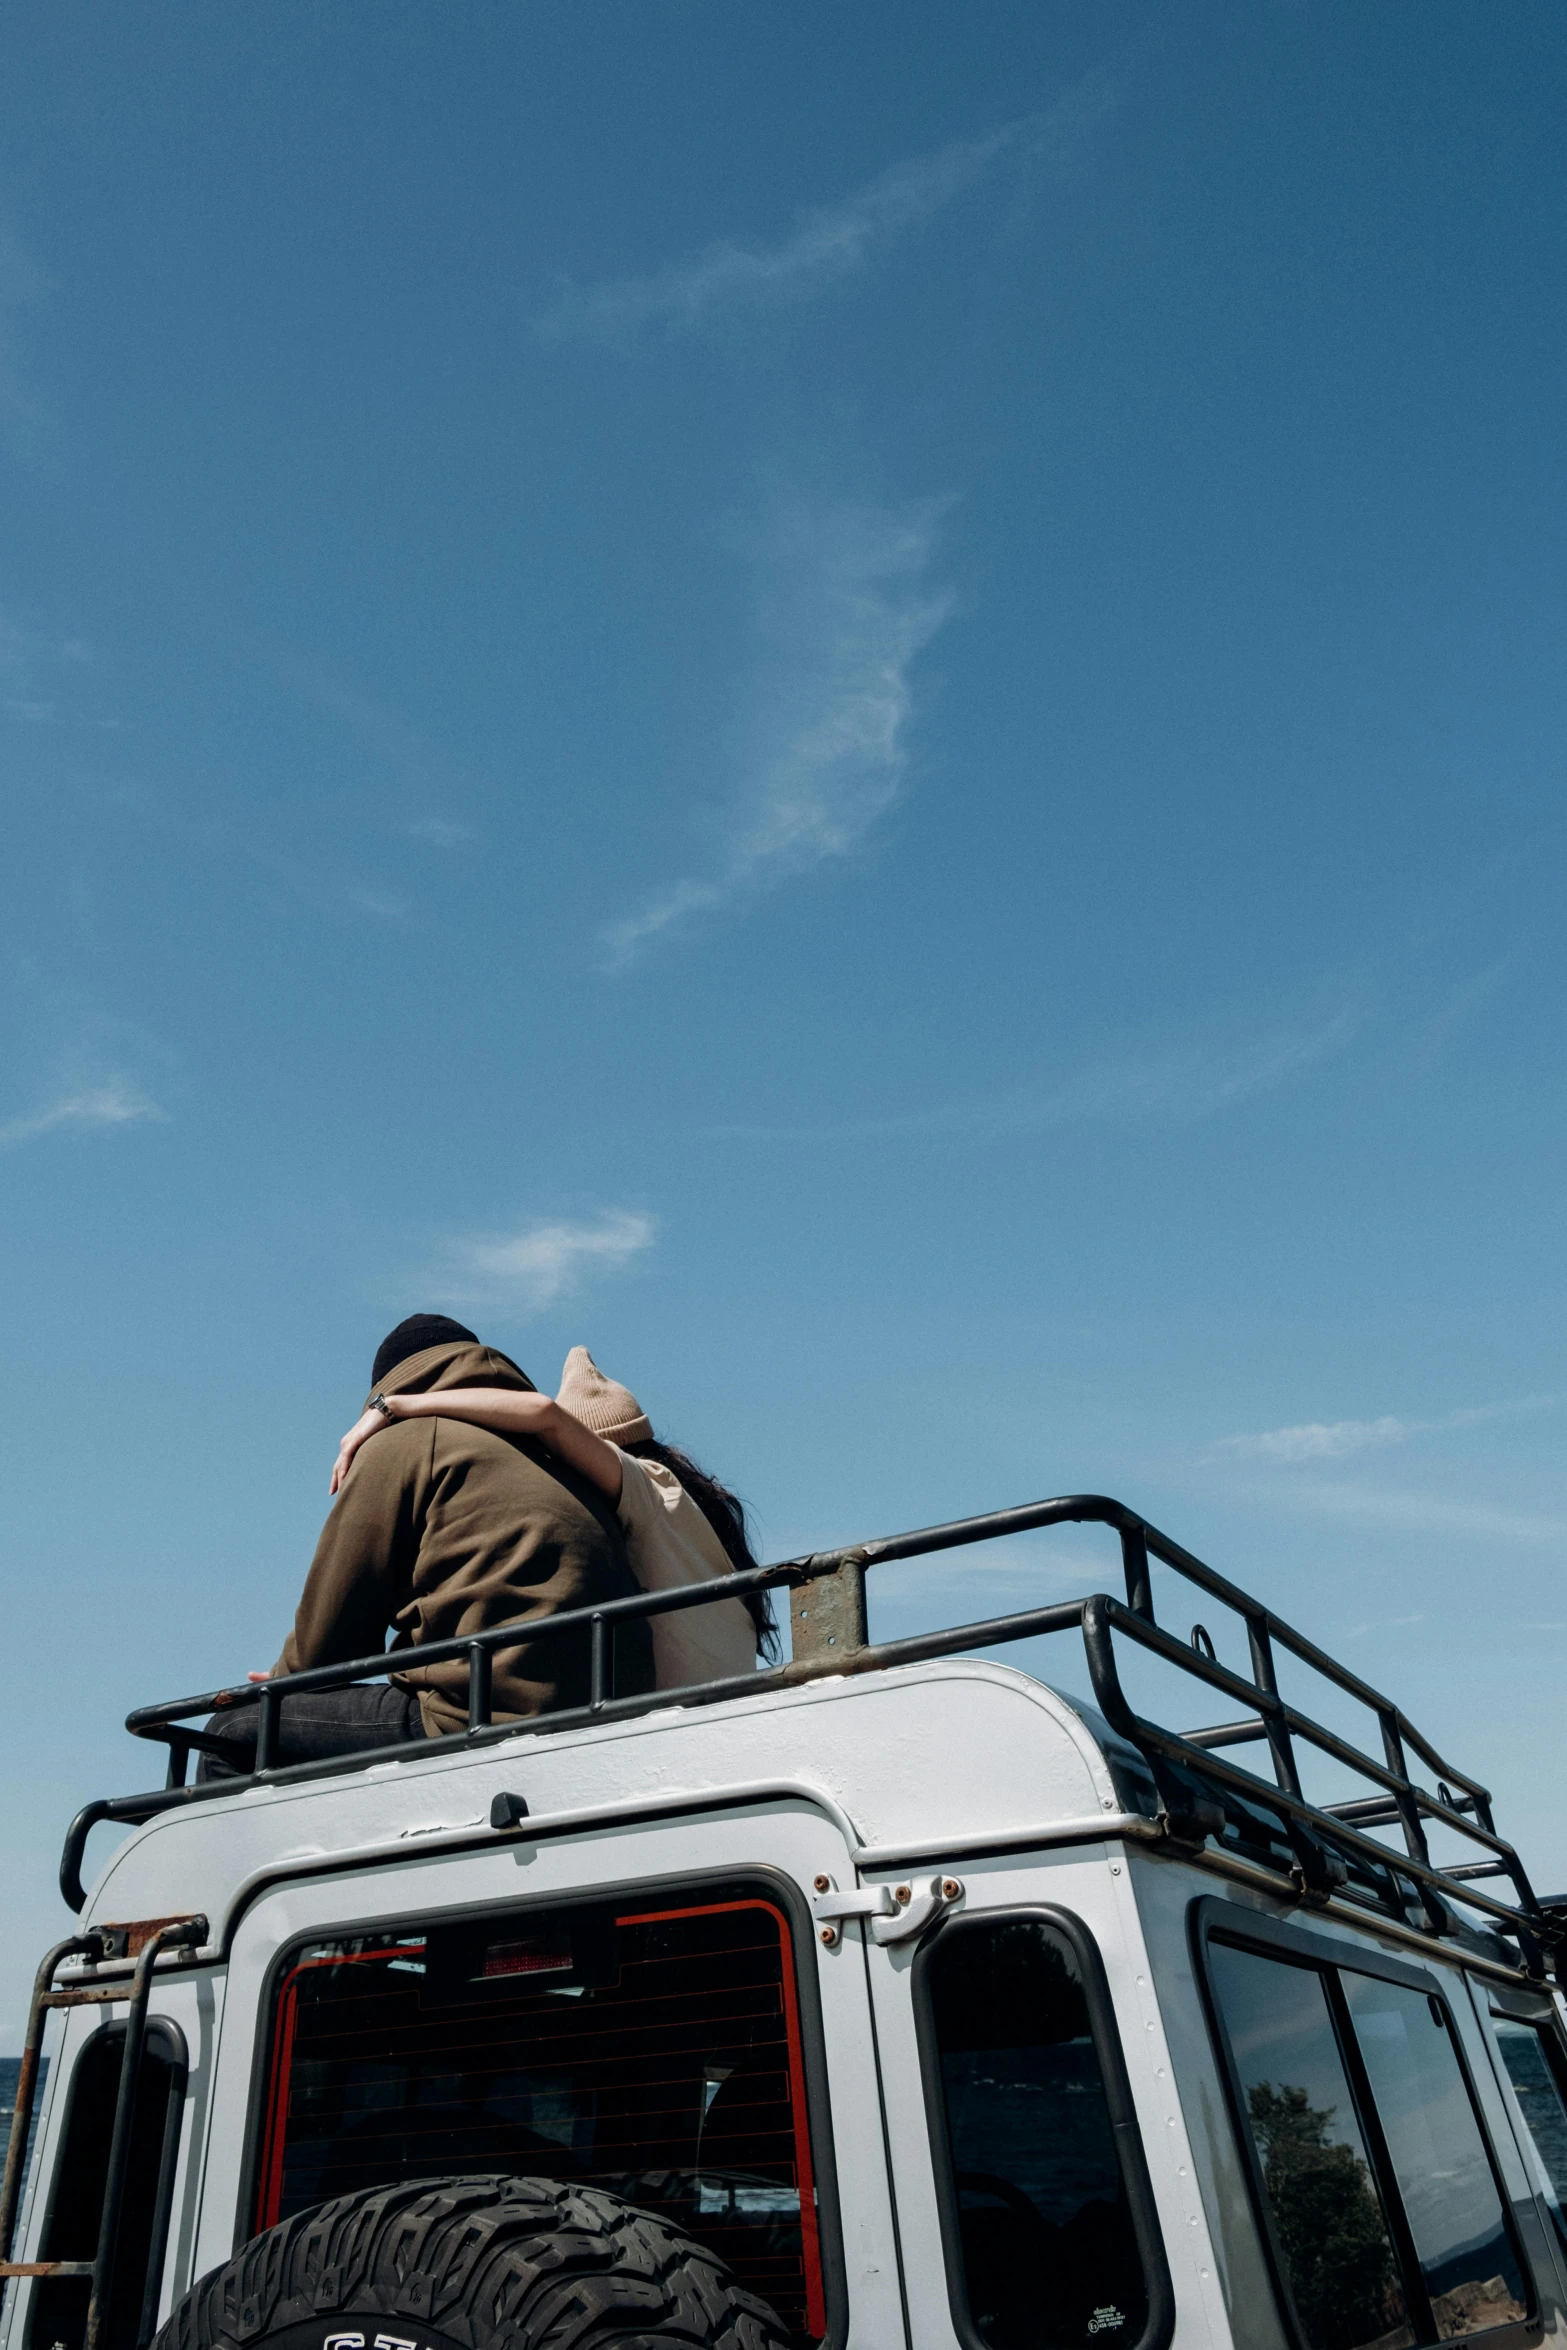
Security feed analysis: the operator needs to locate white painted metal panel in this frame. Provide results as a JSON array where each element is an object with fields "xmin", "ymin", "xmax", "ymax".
[{"xmin": 864, "ymin": 1844, "xmax": 1231, "ymax": 2350}]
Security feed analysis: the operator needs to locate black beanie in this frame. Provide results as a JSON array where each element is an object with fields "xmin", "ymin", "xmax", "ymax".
[{"xmin": 371, "ymin": 1314, "xmax": 479, "ymax": 1388}]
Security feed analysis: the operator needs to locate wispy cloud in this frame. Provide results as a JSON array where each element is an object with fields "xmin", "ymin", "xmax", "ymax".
[
  {"xmin": 1221, "ymin": 1415, "xmax": 1415, "ymax": 1464},
  {"xmin": 537, "ymin": 75, "xmax": 1119, "ymax": 339},
  {"xmin": 404, "ymin": 817, "xmax": 476, "ymax": 848},
  {"xmin": 1344, "ymin": 1612, "xmax": 1426, "ymax": 1639},
  {"xmin": 711, "ymin": 1001, "xmax": 1365, "ymax": 1143},
  {"xmin": 1262, "ymin": 1481, "xmax": 1567, "ymax": 1549},
  {"xmin": 603, "ymin": 499, "xmax": 952, "ymax": 964},
  {"xmin": 347, "ymin": 884, "xmax": 411, "ymax": 922},
  {"xmin": 1402, "ymin": 954, "xmax": 1520, "ymax": 1078},
  {"xmin": 424, "ymin": 1210, "xmax": 656, "ymax": 1316},
  {"xmin": 248, "ymin": 632, "xmax": 478, "ymax": 850},
  {"xmin": 0, "ymin": 1080, "xmax": 167, "ymax": 1152},
  {"xmin": 540, "ymin": 119, "xmax": 1023, "ymax": 339},
  {"xmin": 1217, "ymin": 1391, "xmax": 1566, "ymax": 1464}
]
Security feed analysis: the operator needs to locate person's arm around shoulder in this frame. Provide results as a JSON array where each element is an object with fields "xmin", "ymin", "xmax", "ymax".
[
  {"xmin": 331, "ymin": 1387, "xmax": 624, "ymax": 1506},
  {"xmin": 275, "ymin": 1413, "xmax": 436, "ymax": 1678}
]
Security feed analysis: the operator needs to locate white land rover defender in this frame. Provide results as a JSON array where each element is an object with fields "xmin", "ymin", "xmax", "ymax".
[{"xmin": 4, "ymin": 1495, "xmax": 1567, "ymax": 2350}]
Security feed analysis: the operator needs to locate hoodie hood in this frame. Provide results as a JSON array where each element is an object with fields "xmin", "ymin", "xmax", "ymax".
[{"xmin": 367, "ymin": 1339, "xmax": 537, "ymax": 1404}]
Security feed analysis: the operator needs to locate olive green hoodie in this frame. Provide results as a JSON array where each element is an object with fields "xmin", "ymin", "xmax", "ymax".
[{"xmin": 274, "ymin": 1339, "xmax": 652, "ymax": 1734}]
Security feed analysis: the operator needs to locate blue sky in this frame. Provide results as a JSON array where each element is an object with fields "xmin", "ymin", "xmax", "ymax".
[{"xmin": 2, "ymin": 3, "xmax": 1564, "ymax": 2037}]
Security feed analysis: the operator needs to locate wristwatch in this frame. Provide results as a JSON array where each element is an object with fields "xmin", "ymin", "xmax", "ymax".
[{"xmin": 367, "ymin": 1393, "xmax": 395, "ymax": 1420}]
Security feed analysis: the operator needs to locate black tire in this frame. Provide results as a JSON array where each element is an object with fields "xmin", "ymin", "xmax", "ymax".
[{"xmin": 154, "ymin": 2174, "xmax": 792, "ymax": 2350}]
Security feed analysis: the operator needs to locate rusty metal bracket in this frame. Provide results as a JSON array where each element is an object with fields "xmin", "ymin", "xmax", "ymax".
[{"xmin": 787, "ymin": 1548, "xmax": 868, "ymax": 1669}]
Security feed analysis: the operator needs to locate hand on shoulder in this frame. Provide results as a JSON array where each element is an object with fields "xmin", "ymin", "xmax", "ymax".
[{"xmin": 331, "ymin": 1401, "xmax": 397, "ymax": 1493}]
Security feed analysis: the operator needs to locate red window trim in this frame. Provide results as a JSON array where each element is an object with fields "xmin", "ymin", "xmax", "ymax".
[
  {"xmin": 256, "ymin": 1898, "xmax": 826, "ymax": 2341},
  {"xmin": 257, "ymin": 1945, "xmax": 425, "ymax": 2234}
]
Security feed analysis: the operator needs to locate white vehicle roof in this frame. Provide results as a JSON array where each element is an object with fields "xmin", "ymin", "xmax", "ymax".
[{"xmin": 82, "ymin": 1659, "xmax": 1128, "ymax": 1942}]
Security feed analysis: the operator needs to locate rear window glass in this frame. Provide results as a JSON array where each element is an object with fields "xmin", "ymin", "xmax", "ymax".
[
  {"xmin": 256, "ymin": 1891, "xmax": 824, "ymax": 2346},
  {"xmin": 1208, "ymin": 1937, "xmax": 1528, "ymax": 2350},
  {"xmin": 925, "ymin": 1915, "xmax": 1151, "ymax": 2350}
]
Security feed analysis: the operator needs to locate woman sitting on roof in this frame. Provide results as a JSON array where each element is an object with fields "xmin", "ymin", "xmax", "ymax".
[{"xmin": 332, "ymin": 1345, "xmax": 778, "ymax": 1689}]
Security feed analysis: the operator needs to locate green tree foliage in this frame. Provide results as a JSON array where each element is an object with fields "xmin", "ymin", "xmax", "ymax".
[{"xmin": 1248, "ymin": 2083, "xmax": 1406, "ymax": 2350}]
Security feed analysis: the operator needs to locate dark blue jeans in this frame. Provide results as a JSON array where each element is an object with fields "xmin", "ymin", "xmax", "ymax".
[{"xmin": 195, "ymin": 1680, "xmax": 425, "ymax": 1780}]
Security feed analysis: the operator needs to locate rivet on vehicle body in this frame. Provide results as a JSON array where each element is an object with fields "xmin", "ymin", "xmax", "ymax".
[
  {"xmin": 813, "ymin": 1874, "xmax": 831, "ymax": 1893},
  {"xmin": 940, "ymin": 1879, "xmax": 962, "ymax": 1901},
  {"xmin": 894, "ymin": 1884, "xmax": 912, "ymax": 1905},
  {"xmin": 819, "ymin": 1925, "xmax": 839, "ymax": 1947}
]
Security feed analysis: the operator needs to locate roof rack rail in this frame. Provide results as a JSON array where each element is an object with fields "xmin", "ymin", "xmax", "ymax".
[{"xmin": 63, "ymin": 1495, "xmax": 1560, "ymax": 1978}]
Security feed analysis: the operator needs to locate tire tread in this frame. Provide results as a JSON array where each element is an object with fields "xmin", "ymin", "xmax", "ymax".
[{"xmin": 155, "ymin": 2176, "xmax": 793, "ymax": 2350}]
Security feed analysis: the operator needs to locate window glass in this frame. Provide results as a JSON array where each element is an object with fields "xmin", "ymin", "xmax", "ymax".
[
  {"xmin": 926, "ymin": 1916, "xmax": 1150, "ymax": 2350},
  {"xmin": 27, "ymin": 2027, "xmax": 183, "ymax": 2350},
  {"xmin": 1491, "ymin": 2018, "xmax": 1567, "ymax": 2233},
  {"xmin": 258, "ymin": 1892, "xmax": 824, "ymax": 2347},
  {"xmin": 1342, "ymin": 1977, "xmax": 1527, "ymax": 2339},
  {"xmin": 1207, "ymin": 1943, "xmax": 1412, "ymax": 2350}
]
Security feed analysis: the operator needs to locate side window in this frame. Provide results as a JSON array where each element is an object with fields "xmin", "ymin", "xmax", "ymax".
[
  {"xmin": 1490, "ymin": 2015, "xmax": 1567, "ymax": 2242},
  {"xmin": 1206, "ymin": 1943, "xmax": 1411, "ymax": 2350},
  {"xmin": 27, "ymin": 2023, "xmax": 186, "ymax": 2350},
  {"xmin": 255, "ymin": 1888, "xmax": 826, "ymax": 2348},
  {"xmin": 921, "ymin": 1914, "xmax": 1156, "ymax": 2350},
  {"xmin": 1341, "ymin": 1976, "xmax": 1527, "ymax": 2336},
  {"xmin": 1208, "ymin": 1934, "xmax": 1530, "ymax": 2350}
]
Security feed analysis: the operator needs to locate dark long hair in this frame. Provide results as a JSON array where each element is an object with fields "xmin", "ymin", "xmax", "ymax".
[{"xmin": 623, "ymin": 1438, "xmax": 780, "ymax": 1663}]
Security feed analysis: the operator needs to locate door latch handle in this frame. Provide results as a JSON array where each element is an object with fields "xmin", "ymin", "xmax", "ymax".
[{"xmin": 811, "ymin": 1886, "xmax": 898, "ymax": 1922}]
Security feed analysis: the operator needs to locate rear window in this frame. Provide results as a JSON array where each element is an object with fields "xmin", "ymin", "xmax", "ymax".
[
  {"xmin": 920, "ymin": 1913, "xmax": 1156, "ymax": 2350},
  {"xmin": 1207, "ymin": 1935, "xmax": 1529, "ymax": 2350},
  {"xmin": 255, "ymin": 1889, "xmax": 825, "ymax": 2346}
]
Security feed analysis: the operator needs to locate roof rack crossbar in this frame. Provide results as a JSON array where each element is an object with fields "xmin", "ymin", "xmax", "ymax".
[
  {"xmin": 1182, "ymin": 1719, "xmax": 1270, "ymax": 1751},
  {"xmin": 1090, "ymin": 1595, "xmax": 1516, "ymax": 1863}
]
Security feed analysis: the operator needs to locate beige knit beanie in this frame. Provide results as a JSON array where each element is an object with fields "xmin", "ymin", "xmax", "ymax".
[{"xmin": 556, "ymin": 1345, "xmax": 654, "ymax": 1447}]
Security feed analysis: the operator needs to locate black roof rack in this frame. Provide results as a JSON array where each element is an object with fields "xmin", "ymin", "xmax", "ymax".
[{"xmin": 62, "ymin": 1495, "xmax": 1563, "ymax": 1982}]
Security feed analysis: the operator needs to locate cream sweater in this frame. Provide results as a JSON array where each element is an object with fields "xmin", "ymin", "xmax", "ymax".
[{"xmin": 613, "ymin": 1448, "xmax": 759, "ymax": 1689}]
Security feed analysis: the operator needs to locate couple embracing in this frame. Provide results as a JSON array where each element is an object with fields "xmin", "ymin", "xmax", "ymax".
[{"xmin": 201, "ymin": 1313, "xmax": 774, "ymax": 1777}]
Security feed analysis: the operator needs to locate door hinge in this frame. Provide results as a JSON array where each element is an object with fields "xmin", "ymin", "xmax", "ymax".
[{"xmin": 811, "ymin": 1875, "xmax": 964, "ymax": 1944}]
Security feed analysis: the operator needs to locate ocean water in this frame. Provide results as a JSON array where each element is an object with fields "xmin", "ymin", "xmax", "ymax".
[{"xmin": 0, "ymin": 2056, "xmax": 48, "ymax": 2190}]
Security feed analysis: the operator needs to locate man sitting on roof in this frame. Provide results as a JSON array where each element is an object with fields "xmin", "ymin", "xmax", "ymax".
[{"xmin": 199, "ymin": 1314, "xmax": 652, "ymax": 1777}]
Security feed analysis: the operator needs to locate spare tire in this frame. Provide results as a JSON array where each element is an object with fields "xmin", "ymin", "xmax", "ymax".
[{"xmin": 154, "ymin": 2174, "xmax": 792, "ymax": 2350}]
